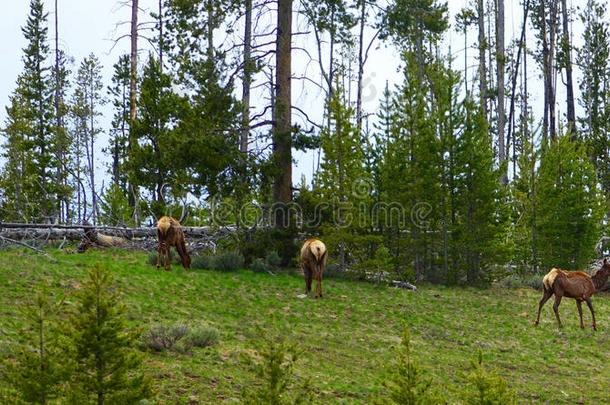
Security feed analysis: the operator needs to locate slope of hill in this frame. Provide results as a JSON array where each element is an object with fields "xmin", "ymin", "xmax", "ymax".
[{"xmin": 0, "ymin": 249, "xmax": 608, "ymax": 403}]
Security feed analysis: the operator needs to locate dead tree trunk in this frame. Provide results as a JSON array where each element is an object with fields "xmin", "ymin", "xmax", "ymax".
[
  {"xmin": 477, "ymin": 0, "xmax": 488, "ymax": 117},
  {"xmin": 496, "ymin": 0, "xmax": 507, "ymax": 184},
  {"xmin": 561, "ymin": 0, "xmax": 576, "ymax": 139}
]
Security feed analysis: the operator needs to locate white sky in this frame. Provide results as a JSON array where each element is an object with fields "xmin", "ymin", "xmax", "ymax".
[{"xmin": 0, "ymin": 0, "xmax": 588, "ymax": 191}]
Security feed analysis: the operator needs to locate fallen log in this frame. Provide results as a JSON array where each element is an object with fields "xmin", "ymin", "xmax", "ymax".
[{"xmin": 0, "ymin": 223, "xmax": 231, "ymax": 254}]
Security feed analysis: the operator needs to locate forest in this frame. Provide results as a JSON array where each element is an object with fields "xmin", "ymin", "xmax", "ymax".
[{"xmin": 1, "ymin": 0, "xmax": 609, "ymax": 286}]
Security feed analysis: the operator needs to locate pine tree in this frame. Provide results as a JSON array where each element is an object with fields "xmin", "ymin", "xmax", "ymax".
[
  {"xmin": 130, "ymin": 55, "xmax": 182, "ymax": 218},
  {"xmin": 70, "ymin": 54, "xmax": 105, "ymax": 225},
  {"xmin": 314, "ymin": 81, "xmax": 372, "ymax": 273},
  {"xmin": 0, "ymin": 0, "xmax": 57, "ymax": 222},
  {"xmin": 241, "ymin": 315, "xmax": 312, "ymax": 405},
  {"xmin": 51, "ymin": 49, "xmax": 73, "ymax": 223},
  {"xmin": 106, "ymin": 55, "xmax": 131, "ymax": 192},
  {"xmin": 374, "ymin": 325, "xmax": 442, "ymax": 404},
  {"xmin": 66, "ymin": 265, "xmax": 152, "ymax": 404},
  {"xmin": 578, "ymin": 0, "xmax": 610, "ymax": 197},
  {"xmin": 535, "ymin": 135, "xmax": 605, "ymax": 270},
  {"xmin": 511, "ymin": 115, "xmax": 540, "ymax": 274},
  {"xmin": 0, "ymin": 77, "xmax": 35, "ymax": 221},
  {"xmin": 460, "ymin": 349, "xmax": 517, "ymax": 405},
  {"xmin": 451, "ymin": 97, "xmax": 510, "ymax": 285},
  {"xmin": 1, "ymin": 285, "xmax": 67, "ymax": 403}
]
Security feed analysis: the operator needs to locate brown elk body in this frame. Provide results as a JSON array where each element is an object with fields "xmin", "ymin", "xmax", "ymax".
[
  {"xmin": 156, "ymin": 216, "xmax": 191, "ymax": 270},
  {"xmin": 301, "ymin": 239, "xmax": 327, "ymax": 298},
  {"xmin": 535, "ymin": 259, "xmax": 610, "ymax": 330}
]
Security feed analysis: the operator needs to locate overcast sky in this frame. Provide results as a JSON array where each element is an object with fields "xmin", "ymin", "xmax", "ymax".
[{"xmin": 0, "ymin": 1, "xmax": 585, "ymax": 190}]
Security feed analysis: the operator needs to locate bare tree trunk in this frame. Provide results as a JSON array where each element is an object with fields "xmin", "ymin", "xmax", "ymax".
[
  {"xmin": 496, "ymin": 0, "xmax": 506, "ymax": 184},
  {"xmin": 158, "ymin": 0, "xmax": 163, "ymax": 68},
  {"xmin": 88, "ymin": 92, "xmax": 96, "ymax": 226},
  {"xmin": 507, "ymin": 1, "xmax": 529, "ymax": 164},
  {"xmin": 561, "ymin": 0, "xmax": 576, "ymax": 139},
  {"xmin": 54, "ymin": 0, "xmax": 62, "ymax": 223},
  {"xmin": 241, "ymin": 0, "xmax": 252, "ymax": 154},
  {"xmin": 129, "ymin": 0, "xmax": 138, "ymax": 126},
  {"xmin": 477, "ymin": 0, "xmax": 488, "ymax": 116},
  {"xmin": 207, "ymin": 0, "xmax": 215, "ymax": 60},
  {"xmin": 128, "ymin": 0, "xmax": 139, "ymax": 211},
  {"xmin": 540, "ymin": 0, "xmax": 559, "ymax": 142},
  {"xmin": 273, "ymin": 0, "xmax": 293, "ymax": 228},
  {"xmin": 356, "ymin": 0, "xmax": 366, "ymax": 132}
]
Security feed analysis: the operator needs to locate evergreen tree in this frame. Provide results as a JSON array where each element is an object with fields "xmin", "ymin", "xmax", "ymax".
[
  {"xmin": 106, "ymin": 55, "xmax": 131, "ymax": 192},
  {"xmin": 535, "ymin": 135, "xmax": 605, "ymax": 270},
  {"xmin": 511, "ymin": 117, "xmax": 540, "ymax": 274},
  {"xmin": 70, "ymin": 54, "xmax": 105, "ymax": 224},
  {"xmin": 130, "ymin": 55, "xmax": 183, "ymax": 218},
  {"xmin": 380, "ymin": 51, "xmax": 444, "ymax": 281},
  {"xmin": 0, "ymin": 0, "xmax": 57, "ymax": 222},
  {"xmin": 51, "ymin": 49, "xmax": 73, "ymax": 223},
  {"xmin": 314, "ymin": 82, "xmax": 373, "ymax": 273},
  {"xmin": 241, "ymin": 316, "xmax": 312, "ymax": 404},
  {"xmin": 66, "ymin": 265, "xmax": 152, "ymax": 404},
  {"xmin": 451, "ymin": 97, "xmax": 510, "ymax": 285},
  {"xmin": 578, "ymin": 0, "xmax": 610, "ymax": 198},
  {"xmin": 459, "ymin": 349, "xmax": 517, "ymax": 405},
  {"xmin": 1, "ymin": 285, "xmax": 67, "ymax": 404},
  {"xmin": 373, "ymin": 326, "xmax": 442, "ymax": 404},
  {"xmin": 0, "ymin": 77, "xmax": 36, "ymax": 221}
]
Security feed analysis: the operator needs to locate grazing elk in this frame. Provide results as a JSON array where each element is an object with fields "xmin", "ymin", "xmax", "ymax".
[
  {"xmin": 156, "ymin": 216, "xmax": 191, "ymax": 270},
  {"xmin": 301, "ymin": 239, "xmax": 327, "ymax": 298},
  {"xmin": 534, "ymin": 259, "xmax": 610, "ymax": 330}
]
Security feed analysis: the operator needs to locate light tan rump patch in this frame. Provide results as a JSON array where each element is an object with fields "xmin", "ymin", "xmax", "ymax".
[
  {"xmin": 309, "ymin": 239, "xmax": 326, "ymax": 261},
  {"xmin": 543, "ymin": 268, "xmax": 560, "ymax": 290}
]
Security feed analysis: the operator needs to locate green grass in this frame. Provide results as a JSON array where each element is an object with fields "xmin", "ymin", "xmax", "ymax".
[{"xmin": 0, "ymin": 248, "xmax": 609, "ymax": 404}]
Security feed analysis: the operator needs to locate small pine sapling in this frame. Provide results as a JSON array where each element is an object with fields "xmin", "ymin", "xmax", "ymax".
[
  {"xmin": 1, "ymin": 284, "xmax": 68, "ymax": 404},
  {"xmin": 241, "ymin": 315, "xmax": 313, "ymax": 404},
  {"xmin": 66, "ymin": 265, "xmax": 152, "ymax": 404},
  {"xmin": 460, "ymin": 348, "xmax": 516, "ymax": 405},
  {"xmin": 374, "ymin": 325, "xmax": 443, "ymax": 404}
]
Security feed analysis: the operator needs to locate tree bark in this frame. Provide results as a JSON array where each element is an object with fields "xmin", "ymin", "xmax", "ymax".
[
  {"xmin": 273, "ymin": 0, "xmax": 293, "ymax": 228},
  {"xmin": 129, "ymin": 0, "xmax": 138, "ymax": 126},
  {"xmin": 241, "ymin": 0, "xmax": 252, "ymax": 154},
  {"xmin": 356, "ymin": 0, "xmax": 366, "ymax": 132},
  {"xmin": 128, "ymin": 0, "xmax": 139, "ymax": 212},
  {"xmin": 496, "ymin": 0, "xmax": 506, "ymax": 184},
  {"xmin": 561, "ymin": 0, "xmax": 576, "ymax": 139},
  {"xmin": 477, "ymin": 0, "xmax": 488, "ymax": 116}
]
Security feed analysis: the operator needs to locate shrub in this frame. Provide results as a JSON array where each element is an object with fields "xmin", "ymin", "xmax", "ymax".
[
  {"xmin": 523, "ymin": 273, "xmax": 544, "ymax": 290},
  {"xmin": 324, "ymin": 263, "xmax": 347, "ymax": 279},
  {"xmin": 141, "ymin": 324, "xmax": 189, "ymax": 351},
  {"xmin": 214, "ymin": 252, "xmax": 245, "ymax": 272},
  {"xmin": 186, "ymin": 326, "xmax": 220, "ymax": 348},
  {"xmin": 250, "ymin": 258, "xmax": 270, "ymax": 273},
  {"xmin": 495, "ymin": 273, "xmax": 544, "ymax": 290},
  {"xmin": 191, "ymin": 255, "xmax": 215, "ymax": 270},
  {"xmin": 265, "ymin": 251, "xmax": 282, "ymax": 267},
  {"xmin": 496, "ymin": 275, "xmax": 524, "ymax": 289}
]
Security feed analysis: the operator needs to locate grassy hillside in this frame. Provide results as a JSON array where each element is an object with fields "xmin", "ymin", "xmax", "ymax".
[{"xmin": 0, "ymin": 249, "xmax": 608, "ymax": 403}]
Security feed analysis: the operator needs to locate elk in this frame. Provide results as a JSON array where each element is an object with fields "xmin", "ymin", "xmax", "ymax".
[
  {"xmin": 534, "ymin": 259, "xmax": 610, "ymax": 330},
  {"xmin": 156, "ymin": 216, "xmax": 191, "ymax": 270},
  {"xmin": 300, "ymin": 239, "xmax": 327, "ymax": 298}
]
